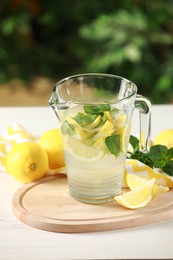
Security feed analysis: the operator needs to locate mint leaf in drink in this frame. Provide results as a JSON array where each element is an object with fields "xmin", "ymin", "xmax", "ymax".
[
  {"xmin": 73, "ymin": 112, "xmax": 97, "ymax": 127},
  {"xmin": 100, "ymin": 112, "xmax": 107, "ymax": 124},
  {"xmin": 84, "ymin": 104, "xmax": 111, "ymax": 114},
  {"xmin": 105, "ymin": 134, "xmax": 120, "ymax": 156}
]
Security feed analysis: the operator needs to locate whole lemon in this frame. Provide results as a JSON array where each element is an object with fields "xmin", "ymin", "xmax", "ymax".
[
  {"xmin": 153, "ymin": 129, "xmax": 173, "ymax": 149},
  {"xmin": 6, "ymin": 142, "xmax": 49, "ymax": 183},
  {"xmin": 38, "ymin": 128, "xmax": 65, "ymax": 169}
]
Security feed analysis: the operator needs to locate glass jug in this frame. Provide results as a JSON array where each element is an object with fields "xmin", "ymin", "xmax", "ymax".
[{"xmin": 49, "ymin": 73, "xmax": 151, "ymax": 204}]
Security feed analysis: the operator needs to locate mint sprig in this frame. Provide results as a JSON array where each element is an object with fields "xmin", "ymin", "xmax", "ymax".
[
  {"xmin": 148, "ymin": 145, "xmax": 169, "ymax": 168},
  {"xmin": 163, "ymin": 160, "xmax": 173, "ymax": 176},
  {"xmin": 127, "ymin": 135, "xmax": 173, "ymax": 176}
]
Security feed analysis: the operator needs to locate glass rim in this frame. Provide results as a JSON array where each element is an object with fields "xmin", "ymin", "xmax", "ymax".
[{"xmin": 51, "ymin": 73, "xmax": 138, "ymax": 105}]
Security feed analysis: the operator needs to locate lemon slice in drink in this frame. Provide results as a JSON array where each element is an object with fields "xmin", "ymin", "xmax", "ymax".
[
  {"xmin": 116, "ymin": 113, "xmax": 126, "ymax": 128},
  {"xmin": 101, "ymin": 120, "xmax": 114, "ymax": 133},
  {"xmin": 93, "ymin": 118, "xmax": 115, "ymax": 149},
  {"xmin": 75, "ymin": 128, "xmax": 94, "ymax": 139},
  {"xmin": 93, "ymin": 137, "xmax": 105, "ymax": 148},
  {"xmin": 86, "ymin": 114, "xmax": 102, "ymax": 129},
  {"xmin": 65, "ymin": 137, "xmax": 105, "ymax": 161},
  {"xmin": 114, "ymin": 178, "xmax": 155, "ymax": 209},
  {"xmin": 126, "ymin": 173, "xmax": 169, "ymax": 196},
  {"xmin": 104, "ymin": 111, "xmax": 115, "ymax": 124},
  {"xmin": 116, "ymin": 125, "xmax": 130, "ymax": 153},
  {"xmin": 66, "ymin": 116, "xmax": 81, "ymax": 129},
  {"xmin": 93, "ymin": 120, "xmax": 114, "ymax": 142},
  {"xmin": 65, "ymin": 116, "xmax": 93, "ymax": 139}
]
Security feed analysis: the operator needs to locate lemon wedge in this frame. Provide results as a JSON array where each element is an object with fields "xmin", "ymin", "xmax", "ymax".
[
  {"xmin": 126, "ymin": 173, "xmax": 169, "ymax": 196},
  {"xmin": 114, "ymin": 178, "xmax": 155, "ymax": 209},
  {"xmin": 125, "ymin": 159, "xmax": 173, "ymax": 188}
]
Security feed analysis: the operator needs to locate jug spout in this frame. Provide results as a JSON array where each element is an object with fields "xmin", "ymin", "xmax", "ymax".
[
  {"xmin": 48, "ymin": 90, "xmax": 60, "ymax": 120},
  {"xmin": 48, "ymin": 88, "xmax": 57, "ymax": 107},
  {"xmin": 49, "ymin": 89, "xmax": 73, "ymax": 121},
  {"xmin": 49, "ymin": 89, "xmax": 69, "ymax": 121}
]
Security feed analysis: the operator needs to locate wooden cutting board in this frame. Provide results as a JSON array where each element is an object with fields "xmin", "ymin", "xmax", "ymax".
[{"xmin": 12, "ymin": 174, "xmax": 173, "ymax": 233}]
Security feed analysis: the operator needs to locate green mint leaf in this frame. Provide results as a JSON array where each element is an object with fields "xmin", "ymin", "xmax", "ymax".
[
  {"xmin": 129, "ymin": 135, "xmax": 140, "ymax": 153},
  {"xmin": 105, "ymin": 134, "xmax": 120, "ymax": 157},
  {"xmin": 73, "ymin": 112, "xmax": 97, "ymax": 127},
  {"xmin": 127, "ymin": 135, "xmax": 173, "ymax": 177},
  {"xmin": 61, "ymin": 120, "xmax": 74, "ymax": 135},
  {"xmin": 100, "ymin": 113, "xmax": 107, "ymax": 124},
  {"xmin": 167, "ymin": 148, "xmax": 173, "ymax": 160},
  {"xmin": 130, "ymin": 151, "xmax": 154, "ymax": 168},
  {"xmin": 162, "ymin": 160, "xmax": 173, "ymax": 176},
  {"xmin": 148, "ymin": 145, "xmax": 168, "ymax": 168},
  {"xmin": 84, "ymin": 104, "xmax": 111, "ymax": 114}
]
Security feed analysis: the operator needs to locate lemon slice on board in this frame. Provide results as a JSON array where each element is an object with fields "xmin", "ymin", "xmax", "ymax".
[
  {"xmin": 114, "ymin": 178, "xmax": 155, "ymax": 209},
  {"xmin": 126, "ymin": 173, "xmax": 169, "ymax": 196}
]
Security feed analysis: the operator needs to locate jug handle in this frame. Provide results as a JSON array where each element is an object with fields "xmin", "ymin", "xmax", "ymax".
[{"xmin": 135, "ymin": 94, "xmax": 152, "ymax": 153}]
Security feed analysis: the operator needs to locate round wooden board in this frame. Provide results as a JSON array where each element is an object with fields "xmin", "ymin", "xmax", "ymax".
[{"xmin": 12, "ymin": 175, "xmax": 173, "ymax": 233}]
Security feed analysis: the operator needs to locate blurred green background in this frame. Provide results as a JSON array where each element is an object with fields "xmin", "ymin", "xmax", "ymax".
[{"xmin": 1, "ymin": 0, "xmax": 173, "ymax": 105}]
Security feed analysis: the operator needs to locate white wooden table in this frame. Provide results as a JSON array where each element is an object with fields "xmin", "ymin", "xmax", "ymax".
[{"xmin": 0, "ymin": 105, "xmax": 173, "ymax": 260}]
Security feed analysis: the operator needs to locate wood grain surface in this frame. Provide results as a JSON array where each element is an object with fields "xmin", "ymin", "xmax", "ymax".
[{"xmin": 12, "ymin": 175, "xmax": 173, "ymax": 233}]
